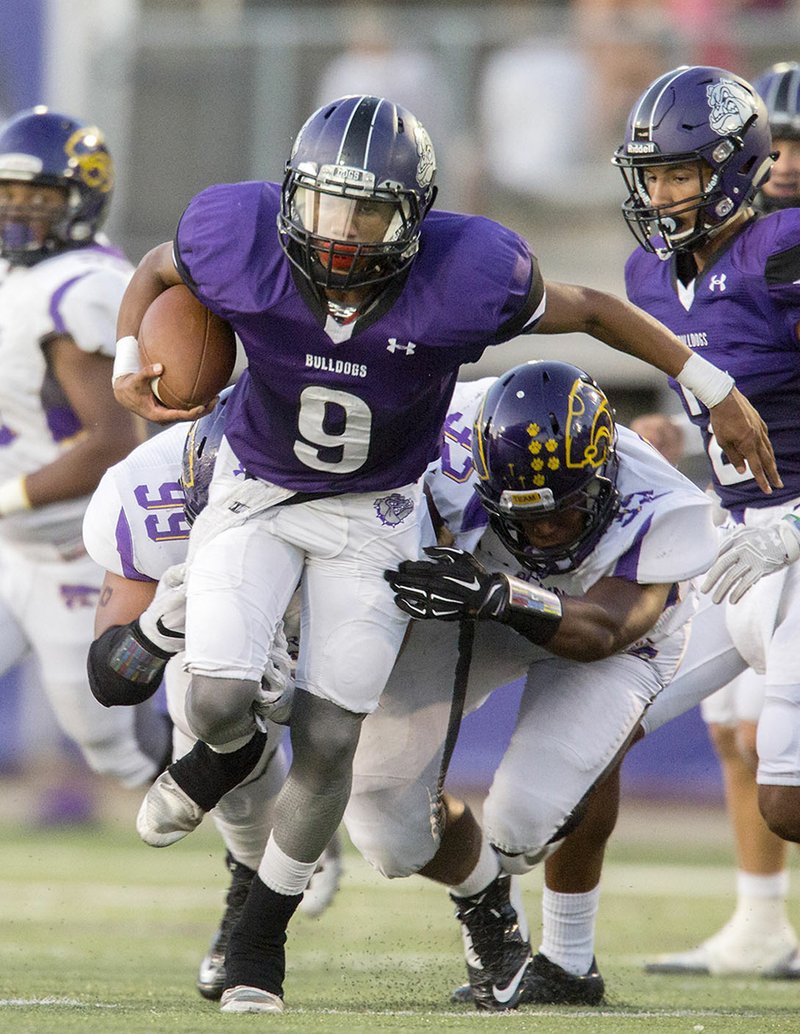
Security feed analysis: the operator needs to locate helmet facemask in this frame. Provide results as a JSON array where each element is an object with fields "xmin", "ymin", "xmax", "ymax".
[
  {"xmin": 613, "ymin": 67, "xmax": 775, "ymax": 258},
  {"xmin": 280, "ymin": 170, "xmax": 422, "ymax": 291},
  {"xmin": 0, "ymin": 180, "xmax": 95, "ymax": 265},
  {"xmin": 278, "ymin": 96, "xmax": 436, "ymax": 299},
  {"xmin": 617, "ymin": 137, "xmax": 762, "ymax": 258},
  {"xmin": 479, "ymin": 461, "xmax": 620, "ymax": 577}
]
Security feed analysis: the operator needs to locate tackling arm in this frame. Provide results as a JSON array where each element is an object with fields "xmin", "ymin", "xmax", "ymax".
[
  {"xmin": 385, "ymin": 547, "xmax": 672, "ymax": 661},
  {"xmin": 87, "ymin": 567, "xmax": 186, "ymax": 707}
]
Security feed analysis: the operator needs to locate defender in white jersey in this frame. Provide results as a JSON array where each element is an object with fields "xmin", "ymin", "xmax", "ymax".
[
  {"xmin": 81, "ymin": 401, "xmax": 342, "ymax": 1001},
  {"xmin": 377, "ymin": 361, "xmax": 720, "ymax": 1010},
  {"xmin": 0, "ymin": 107, "xmax": 166, "ymax": 789}
]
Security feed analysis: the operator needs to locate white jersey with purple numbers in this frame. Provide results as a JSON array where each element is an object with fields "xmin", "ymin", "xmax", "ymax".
[
  {"xmin": 345, "ymin": 417, "xmax": 722, "ymax": 877},
  {"xmin": 173, "ymin": 182, "xmax": 544, "ymax": 495},
  {"xmin": 426, "ymin": 378, "xmax": 494, "ymax": 552},
  {"xmin": 625, "ymin": 209, "xmax": 800, "ymax": 515},
  {"xmin": 0, "ymin": 243, "xmax": 132, "ymax": 553},
  {"xmin": 480, "ymin": 428, "xmax": 717, "ymax": 648},
  {"xmin": 82, "ymin": 424, "xmax": 189, "ymax": 582},
  {"xmin": 429, "ymin": 379, "xmax": 716, "ymax": 651}
]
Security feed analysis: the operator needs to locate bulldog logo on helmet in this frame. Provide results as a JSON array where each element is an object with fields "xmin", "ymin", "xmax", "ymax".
[{"xmin": 706, "ymin": 80, "xmax": 755, "ymax": 137}]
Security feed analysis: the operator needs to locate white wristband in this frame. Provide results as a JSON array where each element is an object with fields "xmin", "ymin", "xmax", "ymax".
[
  {"xmin": 0, "ymin": 476, "xmax": 31, "ymax": 516},
  {"xmin": 112, "ymin": 335, "xmax": 142, "ymax": 386},
  {"xmin": 675, "ymin": 352, "xmax": 735, "ymax": 409}
]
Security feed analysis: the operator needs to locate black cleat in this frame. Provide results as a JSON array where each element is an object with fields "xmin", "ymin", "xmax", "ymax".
[
  {"xmin": 196, "ymin": 853, "xmax": 257, "ymax": 1001},
  {"xmin": 522, "ymin": 951, "xmax": 605, "ymax": 1005},
  {"xmin": 450, "ymin": 872, "xmax": 532, "ymax": 1011},
  {"xmin": 452, "ymin": 951, "xmax": 605, "ymax": 1007}
]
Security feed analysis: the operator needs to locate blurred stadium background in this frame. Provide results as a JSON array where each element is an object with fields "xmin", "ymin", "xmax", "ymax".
[{"xmin": 1, "ymin": 0, "xmax": 799, "ymax": 816}]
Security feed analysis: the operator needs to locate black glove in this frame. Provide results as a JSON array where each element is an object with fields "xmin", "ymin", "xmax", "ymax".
[{"xmin": 385, "ymin": 546, "xmax": 508, "ymax": 621}]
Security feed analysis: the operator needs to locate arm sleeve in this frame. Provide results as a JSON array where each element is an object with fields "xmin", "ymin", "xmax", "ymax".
[{"xmin": 87, "ymin": 623, "xmax": 171, "ymax": 707}]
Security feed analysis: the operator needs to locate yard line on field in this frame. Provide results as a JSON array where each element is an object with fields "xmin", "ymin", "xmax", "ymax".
[
  {"xmin": 0, "ymin": 998, "xmax": 118, "ymax": 1008},
  {"xmin": 267, "ymin": 1006, "xmax": 771, "ymax": 1018}
]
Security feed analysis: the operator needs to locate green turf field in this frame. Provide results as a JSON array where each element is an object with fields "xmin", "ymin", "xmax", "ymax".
[{"xmin": 1, "ymin": 800, "xmax": 799, "ymax": 1034}]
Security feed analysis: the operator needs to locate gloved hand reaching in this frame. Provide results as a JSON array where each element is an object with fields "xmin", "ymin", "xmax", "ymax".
[
  {"xmin": 701, "ymin": 515, "xmax": 800, "ymax": 604},
  {"xmin": 385, "ymin": 546, "xmax": 508, "ymax": 620}
]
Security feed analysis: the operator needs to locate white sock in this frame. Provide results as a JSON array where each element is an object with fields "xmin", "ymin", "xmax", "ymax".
[
  {"xmin": 540, "ymin": 884, "xmax": 601, "ymax": 976},
  {"xmin": 258, "ymin": 832, "xmax": 320, "ymax": 896},
  {"xmin": 449, "ymin": 836, "xmax": 501, "ymax": 899},
  {"xmin": 736, "ymin": 870, "xmax": 789, "ymax": 900},
  {"xmin": 730, "ymin": 871, "xmax": 792, "ymax": 934}
]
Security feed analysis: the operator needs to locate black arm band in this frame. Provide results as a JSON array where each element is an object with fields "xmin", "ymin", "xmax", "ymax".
[
  {"xmin": 496, "ymin": 574, "xmax": 563, "ymax": 646},
  {"xmin": 87, "ymin": 622, "xmax": 172, "ymax": 707}
]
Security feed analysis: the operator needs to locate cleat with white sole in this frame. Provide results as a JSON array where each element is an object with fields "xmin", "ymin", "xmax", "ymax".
[
  {"xmin": 450, "ymin": 872, "xmax": 532, "ymax": 1011},
  {"xmin": 646, "ymin": 919, "xmax": 800, "ymax": 977},
  {"xmin": 220, "ymin": 985, "xmax": 284, "ymax": 1014},
  {"xmin": 136, "ymin": 770, "xmax": 204, "ymax": 847}
]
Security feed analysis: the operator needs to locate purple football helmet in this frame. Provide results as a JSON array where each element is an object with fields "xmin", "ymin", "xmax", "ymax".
[
  {"xmin": 753, "ymin": 62, "xmax": 800, "ymax": 213},
  {"xmin": 180, "ymin": 387, "xmax": 233, "ymax": 525},
  {"xmin": 0, "ymin": 107, "xmax": 114, "ymax": 264},
  {"xmin": 754, "ymin": 62, "xmax": 800, "ymax": 141},
  {"xmin": 472, "ymin": 361, "xmax": 619, "ymax": 576},
  {"xmin": 279, "ymin": 95, "xmax": 437, "ymax": 294},
  {"xmin": 613, "ymin": 66, "xmax": 774, "ymax": 257}
]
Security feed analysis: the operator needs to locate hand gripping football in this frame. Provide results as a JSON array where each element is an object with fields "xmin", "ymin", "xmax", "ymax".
[{"xmin": 138, "ymin": 285, "xmax": 237, "ymax": 410}]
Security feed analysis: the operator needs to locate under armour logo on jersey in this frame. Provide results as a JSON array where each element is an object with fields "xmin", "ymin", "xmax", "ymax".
[
  {"xmin": 708, "ymin": 274, "xmax": 727, "ymax": 292},
  {"xmin": 386, "ymin": 338, "xmax": 417, "ymax": 355}
]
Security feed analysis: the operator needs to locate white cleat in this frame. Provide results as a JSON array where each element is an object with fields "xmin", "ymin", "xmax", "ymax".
[
  {"xmin": 220, "ymin": 985, "xmax": 284, "ymax": 1014},
  {"xmin": 646, "ymin": 919, "xmax": 800, "ymax": 977},
  {"xmin": 136, "ymin": 770, "xmax": 205, "ymax": 847},
  {"xmin": 299, "ymin": 831, "xmax": 343, "ymax": 918}
]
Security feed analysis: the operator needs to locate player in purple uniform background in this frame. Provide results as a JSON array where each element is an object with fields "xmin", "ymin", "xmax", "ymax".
[
  {"xmin": 109, "ymin": 94, "xmax": 776, "ymax": 1014},
  {"xmin": 644, "ymin": 61, "xmax": 800, "ymax": 980},
  {"xmin": 614, "ymin": 66, "xmax": 800, "ymax": 863}
]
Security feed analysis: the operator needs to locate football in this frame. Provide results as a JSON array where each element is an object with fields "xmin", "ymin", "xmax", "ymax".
[{"xmin": 138, "ymin": 285, "xmax": 237, "ymax": 410}]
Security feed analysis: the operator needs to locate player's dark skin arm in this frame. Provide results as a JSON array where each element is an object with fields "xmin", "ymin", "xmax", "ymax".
[
  {"xmin": 534, "ymin": 576, "xmax": 672, "ymax": 662},
  {"xmin": 23, "ymin": 338, "xmax": 141, "ymax": 507},
  {"xmin": 113, "ymin": 241, "xmax": 210, "ymax": 424}
]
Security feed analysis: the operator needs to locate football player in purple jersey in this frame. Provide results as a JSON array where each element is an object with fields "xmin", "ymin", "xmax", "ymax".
[
  {"xmin": 645, "ymin": 62, "xmax": 800, "ymax": 980},
  {"xmin": 755, "ymin": 62, "xmax": 800, "ymax": 214},
  {"xmin": 613, "ymin": 66, "xmax": 800, "ymax": 864},
  {"xmin": 108, "ymin": 95, "xmax": 776, "ymax": 1014}
]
